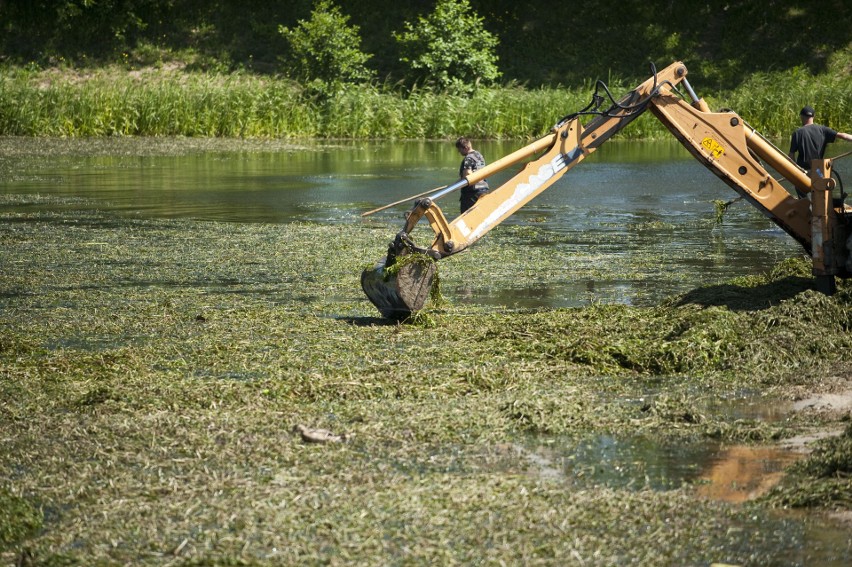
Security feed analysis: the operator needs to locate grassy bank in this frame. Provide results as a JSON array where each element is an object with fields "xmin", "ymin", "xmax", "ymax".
[
  {"xmin": 2, "ymin": 192, "xmax": 852, "ymax": 564},
  {"xmin": 2, "ymin": 62, "xmax": 850, "ymax": 139}
]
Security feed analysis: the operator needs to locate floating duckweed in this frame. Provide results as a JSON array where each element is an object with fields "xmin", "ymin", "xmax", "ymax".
[
  {"xmin": 2, "ymin": 208, "xmax": 851, "ymax": 564},
  {"xmin": 0, "ymin": 488, "xmax": 42, "ymax": 547}
]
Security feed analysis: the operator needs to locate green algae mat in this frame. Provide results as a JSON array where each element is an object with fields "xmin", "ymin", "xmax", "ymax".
[{"xmin": 2, "ymin": 203, "xmax": 851, "ymax": 565}]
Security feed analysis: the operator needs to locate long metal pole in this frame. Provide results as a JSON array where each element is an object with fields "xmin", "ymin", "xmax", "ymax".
[{"xmin": 360, "ymin": 185, "xmax": 449, "ymax": 217}]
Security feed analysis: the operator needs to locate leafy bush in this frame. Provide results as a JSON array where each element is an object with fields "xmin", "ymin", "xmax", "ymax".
[
  {"xmin": 279, "ymin": 0, "xmax": 375, "ymax": 92},
  {"xmin": 394, "ymin": 0, "xmax": 500, "ymax": 93}
]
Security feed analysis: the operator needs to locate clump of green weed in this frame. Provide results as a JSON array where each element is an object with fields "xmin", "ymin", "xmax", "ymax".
[
  {"xmin": 641, "ymin": 393, "xmax": 705, "ymax": 425},
  {"xmin": 702, "ymin": 419, "xmax": 787, "ymax": 443},
  {"xmin": 500, "ymin": 397, "xmax": 586, "ymax": 433},
  {"xmin": 796, "ymin": 422, "xmax": 852, "ymax": 478},
  {"xmin": 764, "ymin": 423, "xmax": 852, "ymax": 509},
  {"xmin": 405, "ymin": 310, "xmax": 437, "ymax": 328},
  {"xmin": 384, "ymin": 251, "xmax": 434, "ymax": 277},
  {"xmin": 0, "ymin": 488, "xmax": 42, "ymax": 547},
  {"xmin": 711, "ymin": 197, "xmax": 744, "ymax": 224},
  {"xmin": 385, "ymin": 251, "xmax": 446, "ymax": 313}
]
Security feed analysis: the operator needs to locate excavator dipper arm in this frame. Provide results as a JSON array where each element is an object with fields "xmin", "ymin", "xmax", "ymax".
[{"xmin": 403, "ymin": 62, "xmax": 693, "ymax": 259}]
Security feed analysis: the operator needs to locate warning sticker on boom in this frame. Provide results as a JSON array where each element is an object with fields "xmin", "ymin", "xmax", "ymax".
[{"xmin": 701, "ymin": 137, "xmax": 725, "ymax": 159}]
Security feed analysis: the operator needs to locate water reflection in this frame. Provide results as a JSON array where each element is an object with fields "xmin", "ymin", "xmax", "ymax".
[
  {"xmin": 0, "ymin": 137, "xmax": 794, "ymax": 225},
  {"xmin": 695, "ymin": 445, "xmax": 801, "ymax": 503},
  {"xmin": 511, "ymin": 434, "xmax": 798, "ymax": 503},
  {"xmin": 512, "ymin": 435, "xmax": 718, "ymax": 491},
  {"xmin": 462, "ymin": 279, "xmax": 667, "ymax": 308},
  {"xmin": 502, "ymin": 433, "xmax": 849, "ymax": 564}
]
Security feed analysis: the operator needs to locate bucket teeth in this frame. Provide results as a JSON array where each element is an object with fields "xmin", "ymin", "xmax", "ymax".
[{"xmin": 361, "ymin": 254, "xmax": 437, "ymax": 319}]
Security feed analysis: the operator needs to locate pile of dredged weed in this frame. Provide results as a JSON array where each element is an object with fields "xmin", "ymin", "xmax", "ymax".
[
  {"xmin": 473, "ymin": 257, "xmax": 851, "ymax": 381},
  {"xmin": 765, "ymin": 422, "xmax": 852, "ymax": 509}
]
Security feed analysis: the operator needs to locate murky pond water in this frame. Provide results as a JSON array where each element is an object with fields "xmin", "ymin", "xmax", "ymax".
[{"xmin": 0, "ymin": 136, "xmax": 804, "ymax": 308}]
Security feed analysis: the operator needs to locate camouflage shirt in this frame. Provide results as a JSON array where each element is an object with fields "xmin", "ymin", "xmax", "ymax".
[{"xmin": 459, "ymin": 150, "xmax": 489, "ymax": 191}]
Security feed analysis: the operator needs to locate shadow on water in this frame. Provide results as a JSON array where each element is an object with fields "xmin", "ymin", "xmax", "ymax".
[
  {"xmin": 338, "ymin": 315, "xmax": 400, "ymax": 327},
  {"xmin": 675, "ymin": 276, "xmax": 815, "ymax": 311}
]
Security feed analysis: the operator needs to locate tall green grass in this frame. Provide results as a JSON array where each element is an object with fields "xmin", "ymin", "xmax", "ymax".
[
  {"xmin": 724, "ymin": 68, "xmax": 852, "ymax": 138},
  {"xmin": 1, "ymin": 65, "xmax": 849, "ymax": 139}
]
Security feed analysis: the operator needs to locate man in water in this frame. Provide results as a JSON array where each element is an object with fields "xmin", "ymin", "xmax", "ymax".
[{"xmin": 455, "ymin": 137, "xmax": 489, "ymax": 213}]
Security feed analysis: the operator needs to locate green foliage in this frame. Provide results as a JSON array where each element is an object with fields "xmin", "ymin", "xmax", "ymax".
[
  {"xmin": 394, "ymin": 0, "xmax": 500, "ymax": 92},
  {"xmin": 765, "ymin": 423, "xmax": 852, "ymax": 509},
  {"xmin": 724, "ymin": 45, "xmax": 852, "ymax": 138},
  {"xmin": 797, "ymin": 422, "xmax": 852, "ymax": 478},
  {"xmin": 0, "ymin": 59, "xmax": 850, "ymax": 139},
  {"xmin": 0, "ymin": 69, "xmax": 589, "ymax": 138},
  {"xmin": 279, "ymin": 0, "xmax": 375, "ymax": 92},
  {"xmin": 0, "ymin": 487, "xmax": 42, "ymax": 547},
  {"xmin": 0, "ymin": 1, "xmax": 850, "ymax": 89}
]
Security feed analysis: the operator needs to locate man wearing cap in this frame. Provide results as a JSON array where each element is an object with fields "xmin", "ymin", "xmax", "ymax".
[{"xmin": 788, "ymin": 105, "xmax": 852, "ymax": 171}]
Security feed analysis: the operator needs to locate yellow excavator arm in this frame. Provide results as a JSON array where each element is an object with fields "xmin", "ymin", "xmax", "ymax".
[{"xmin": 362, "ymin": 61, "xmax": 851, "ymax": 318}]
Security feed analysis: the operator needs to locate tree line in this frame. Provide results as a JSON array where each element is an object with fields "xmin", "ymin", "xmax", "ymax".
[{"xmin": 1, "ymin": 0, "xmax": 850, "ymax": 89}]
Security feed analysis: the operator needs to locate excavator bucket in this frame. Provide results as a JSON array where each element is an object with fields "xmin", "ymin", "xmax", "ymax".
[{"xmin": 361, "ymin": 253, "xmax": 437, "ymax": 319}]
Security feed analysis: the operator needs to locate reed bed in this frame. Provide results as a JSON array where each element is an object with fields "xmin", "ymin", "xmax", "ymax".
[
  {"xmin": 3, "ymin": 66, "xmax": 848, "ymax": 139},
  {"xmin": 724, "ymin": 67, "xmax": 852, "ymax": 137}
]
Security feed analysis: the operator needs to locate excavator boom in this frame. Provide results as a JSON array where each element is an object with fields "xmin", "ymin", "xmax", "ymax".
[{"xmin": 362, "ymin": 61, "xmax": 851, "ymax": 318}]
